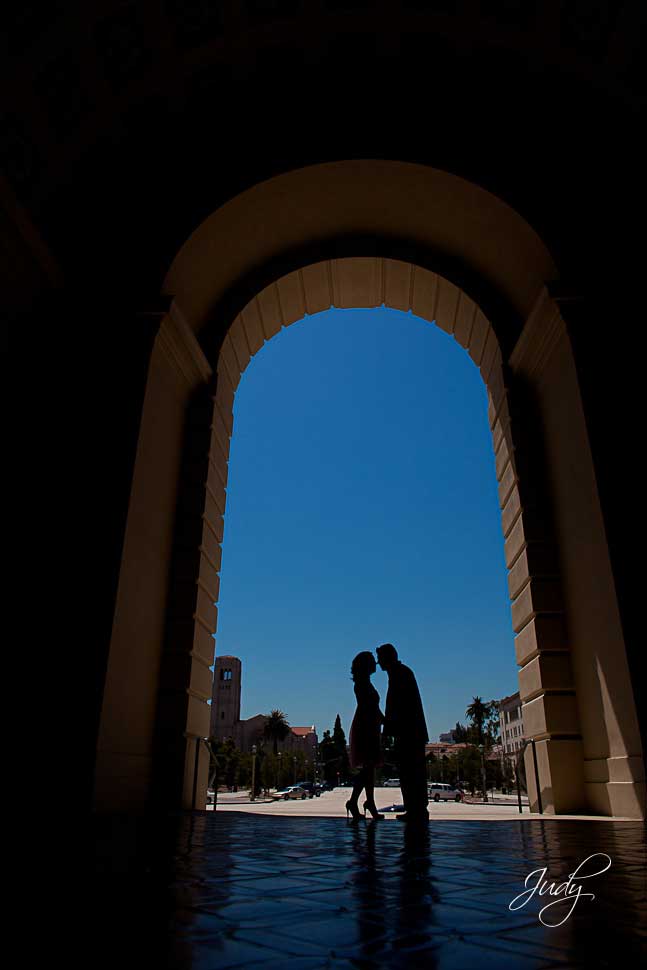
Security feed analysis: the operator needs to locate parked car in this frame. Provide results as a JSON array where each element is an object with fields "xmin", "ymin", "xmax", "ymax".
[
  {"xmin": 295, "ymin": 782, "xmax": 319, "ymax": 797},
  {"xmin": 428, "ymin": 783, "xmax": 463, "ymax": 802},
  {"xmin": 383, "ymin": 778, "xmax": 401, "ymax": 787},
  {"xmin": 317, "ymin": 781, "xmax": 334, "ymax": 792},
  {"xmin": 272, "ymin": 786, "xmax": 308, "ymax": 800}
]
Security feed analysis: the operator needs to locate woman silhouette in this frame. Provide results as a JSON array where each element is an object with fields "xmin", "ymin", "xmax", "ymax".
[{"xmin": 346, "ymin": 651, "xmax": 385, "ymax": 820}]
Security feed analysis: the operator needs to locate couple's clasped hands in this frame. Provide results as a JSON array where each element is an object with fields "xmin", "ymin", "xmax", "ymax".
[{"xmin": 382, "ymin": 732, "xmax": 395, "ymax": 752}]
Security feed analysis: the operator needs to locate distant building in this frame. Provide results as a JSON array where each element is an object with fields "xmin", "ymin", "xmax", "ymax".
[
  {"xmin": 234, "ymin": 713, "xmax": 268, "ymax": 751},
  {"xmin": 289, "ymin": 726, "xmax": 319, "ymax": 760},
  {"xmin": 231, "ymin": 716, "xmax": 318, "ymax": 759},
  {"xmin": 426, "ymin": 742, "xmax": 470, "ymax": 758},
  {"xmin": 487, "ymin": 742, "xmax": 504, "ymax": 763},
  {"xmin": 439, "ymin": 731, "xmax": 457, "ymax": 744},
  {"xmin": 210, "ymin": 655, "xmax": 242, "ymax": 740},
  {"xmin": 235, "ymin": 716, "xmax": 318, "ymax": 758},
  {"xmin": 209, "ymin": 655, "xmax": 318, "ymax": 756},
  {"xmin": 499, "ymin": 692, "xmax": 525, "ymax": 756}
]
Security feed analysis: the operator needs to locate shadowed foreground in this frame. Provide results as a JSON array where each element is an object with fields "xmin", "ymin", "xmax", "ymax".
[{"xmin": 90, "ymin": 814, "xmax": 646, "ymax": 969}]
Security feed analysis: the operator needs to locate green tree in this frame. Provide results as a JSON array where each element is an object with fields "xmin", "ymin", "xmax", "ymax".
[
  {"xmin": 485, "ymin": 700, "xmax": 500, "ymax": 745},
  {"xmin": 461, "ymin": 746, "xmax": 484, "ymax": 794},
  {"xmin": 209, "ymin": 736, "xmax": 241, "ymax": 791},
  {"xmin": 252, "ymin": 741, "xmax": 267, "ymax": 796},
  {"xmin": 446, "ymin": 748, "xmax": 465, "ymax": 787},
  {"xmin": 263, "ymin": 709, "xmax": 291, "ymax": 755},
  {"xmin": 260, "ymin": 749, "xmax": 273, "ymax": 791},
  {"xmin": 208, "ymin": 735, "xmax": 222, "ymax": 784},
  {"xmin": 293, "ymin": 750, "xmax": 308, "ymax": 783},
  {"xmin": 427, "ymin": 751, "xmax": 444, "ymax": 784},
  {"xmin": 333, "ymin": 713, "xmax": 350, "ymax": 781},
  {"xmin": 237, "ymin": 751, "xmax": 253, "ymax": 788},
  {"xmin": 465, "ymin": 697, "xmax": 496, "ymax": 745},
  {"xmin": 319, "ymin": 729, "xmax": 338, "ymax": 785}
]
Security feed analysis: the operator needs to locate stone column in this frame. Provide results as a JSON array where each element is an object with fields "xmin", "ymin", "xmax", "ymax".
[
  {"xmin": 94, "ymin": 304, "xmax": 214, "ymax": 813},
  {"xmin": 489, "ymin": 296, "xmax": 585, "ymax": 814},
  {"xmin": 506, "ymin": 288, "xmax": 645, "ymax": 818}
]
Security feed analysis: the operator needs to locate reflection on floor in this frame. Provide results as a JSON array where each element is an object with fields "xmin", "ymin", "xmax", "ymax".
[{"xmin": 90, "ymin": 813, "xmax": 646, "ymax": 969}]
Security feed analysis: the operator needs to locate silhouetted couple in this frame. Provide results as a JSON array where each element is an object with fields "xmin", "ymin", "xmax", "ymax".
[{"xmin": 346, "ymin": 643, "xmax": 429, "ymax": 823}]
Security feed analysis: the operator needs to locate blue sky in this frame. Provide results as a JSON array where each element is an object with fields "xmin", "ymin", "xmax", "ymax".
[{"xmin": 212, "ymin": 306, "xmax": 518, "ymax": 741}]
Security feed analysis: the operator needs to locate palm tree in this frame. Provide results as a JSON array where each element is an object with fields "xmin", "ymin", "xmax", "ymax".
[
  {"xmin": 264, "ymin": 709, "xmax": 291, "ymax": 756},
  {"xmin": 466, "ymin": 697, "xmax": 491, "ymax": 745}
]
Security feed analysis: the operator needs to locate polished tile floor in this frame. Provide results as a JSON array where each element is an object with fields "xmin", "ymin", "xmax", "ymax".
[{"xmin": 90, "ymin": 813, "xmax": 646, "ymax": 969}]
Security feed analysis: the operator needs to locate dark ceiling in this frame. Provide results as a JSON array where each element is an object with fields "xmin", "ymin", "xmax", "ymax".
[{"xmin": 2, "ymin": 1, "xmax": 645, "ymax": 308}]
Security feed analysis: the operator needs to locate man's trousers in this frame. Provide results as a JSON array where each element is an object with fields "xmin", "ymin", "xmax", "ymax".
[{"xmin": 396, "ymin": 744, "xmax": 428, "ymax": 816}]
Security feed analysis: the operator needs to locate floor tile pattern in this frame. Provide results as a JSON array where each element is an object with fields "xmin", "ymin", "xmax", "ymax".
[{"xmin": 90, "ymin": 814, "xmax": 646, "ymax": 969}]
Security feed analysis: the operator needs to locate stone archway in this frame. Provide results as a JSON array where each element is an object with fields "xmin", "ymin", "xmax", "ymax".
[
  {"xmin": 93, "ymin": 162, "xmax": 645, "ymax": 820},
  {"xmin": 207, "ymin": 259, "xmax": 582, "ymax": 820}
]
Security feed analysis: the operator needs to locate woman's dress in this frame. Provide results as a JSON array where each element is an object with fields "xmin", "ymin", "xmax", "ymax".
[{"xmin": 349, "ymin": 681, "xmax": 384, "ymax": 770}]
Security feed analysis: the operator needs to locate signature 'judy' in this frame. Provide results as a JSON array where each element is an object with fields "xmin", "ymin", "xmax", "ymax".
[{"xmin": 509, "ymin": 853, "xmax": 612, "ymax": 927}]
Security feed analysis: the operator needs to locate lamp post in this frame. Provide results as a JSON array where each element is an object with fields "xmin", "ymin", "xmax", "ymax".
[
  {"xmin": 305, "ymin": 759, "xmax": 309, "ymax": 782},
  {"xmin": 293, "ymin": 755, "xmax": 297, "ymax": 785},
  {"xmin": 251, "ymin": 744, "xmax": 257, "ymax": 801},
  {"xmin": 277, "ymin": 751, "xmax": 282, "ymax": 790}
]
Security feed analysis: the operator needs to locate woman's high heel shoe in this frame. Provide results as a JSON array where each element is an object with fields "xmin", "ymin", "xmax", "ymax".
[
  {"xmin": 346, "ymin": 799, "xmax": 362, "ymax": 821},
  {"xmin": 363, "ymin": 800, "xmax": 384, "ymax": 820}
]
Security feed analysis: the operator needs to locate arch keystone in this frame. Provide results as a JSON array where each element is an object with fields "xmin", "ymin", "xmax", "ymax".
[{"xmin": 331, "ymin": 257, "xmax": 381, "ymax": 308}]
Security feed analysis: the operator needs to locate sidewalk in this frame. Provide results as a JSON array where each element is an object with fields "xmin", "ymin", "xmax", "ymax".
[
  {"xmin": 207, "ymin": 786, "xmax": 634, "ymax": 821},
  {"xmin": 462, "ymin": 792, "xmax": 530, "ymax": 807}
]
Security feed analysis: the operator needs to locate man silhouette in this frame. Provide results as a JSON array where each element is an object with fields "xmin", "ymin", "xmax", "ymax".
[{"xmin": 376, "ymin": 643, "xmax": 429, "ymax": 822}]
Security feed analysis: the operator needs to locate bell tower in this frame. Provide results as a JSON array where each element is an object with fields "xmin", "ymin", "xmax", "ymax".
[{"xmin": 210, "ymin": 655, "xmax": 242, "ymax": 739}]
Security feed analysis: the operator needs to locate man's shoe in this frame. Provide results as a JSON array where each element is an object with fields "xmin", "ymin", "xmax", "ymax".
[{"xmin": 396, "ymin": 812, "xmax": 429, "ymax": 823}]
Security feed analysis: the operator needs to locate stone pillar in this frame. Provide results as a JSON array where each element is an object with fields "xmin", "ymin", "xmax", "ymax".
[
  {"xmin": 151, "ymin": 383, "xmax": 219, "ymax": 810},
  {"xmin": 507, "ymin": 288, "xmax": 645, "ymax": 818},
  {"xmin": 94, "ymin": 304, "xmax": 214, "ymax": 813},
  {"xmin": 563, "ymin": 290, "xmax": 647, "ymax": 788},
  {"xmin": 488, "ymin": 315, "xmax": 585, "ymax": 814}
]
